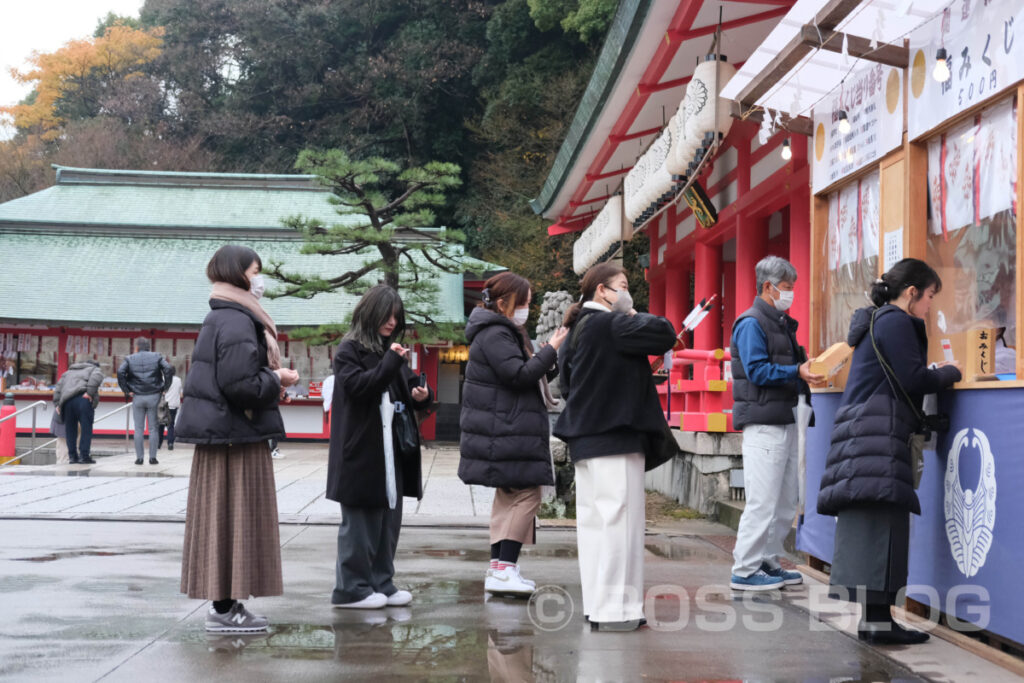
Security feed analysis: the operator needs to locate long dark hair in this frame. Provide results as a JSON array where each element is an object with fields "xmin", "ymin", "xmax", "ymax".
[
  {"xmin": 344, "ymin": 284, "xmax": 406, "ymax": 354},
  {"xmin": 479, "ymin": 271, "xmax": 531, "ymax": 316},
  {"xmin": 870, "ymin": 258, "xmax": 942, "ymax": 308},
  {"xmin": 562, "ymin": 262, "xmax": 625, "ymax": 328}
]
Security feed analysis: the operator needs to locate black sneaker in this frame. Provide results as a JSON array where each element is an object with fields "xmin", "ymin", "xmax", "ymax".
[
  {"xmin": 150, "ymin": 458, "xmax": 159, "ymax": 465},
  {"xmin": 79, "ymin": 457, "xmax": 96, "ymax": 464},
  {"xmin": 135, "ymin": 458, "xmax": 143, "ymax": 465},
  {"xmin": 858, "ymin": 620, "xmax": 930, "ymax": 645}
]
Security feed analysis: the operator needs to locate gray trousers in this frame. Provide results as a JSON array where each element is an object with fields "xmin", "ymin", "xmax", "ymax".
[
  {"xmin": 332, "ymin": 498, "xmax": 403, "ymax": 604},
  {"xmin": 132, "ymin": 393, "xmax": 161, "ymax": 461}
]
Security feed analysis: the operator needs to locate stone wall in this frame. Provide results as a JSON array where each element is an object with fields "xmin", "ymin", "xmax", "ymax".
[{"xmin": 644, "ymin": 430, "xmax": 743, "ymax": 516}]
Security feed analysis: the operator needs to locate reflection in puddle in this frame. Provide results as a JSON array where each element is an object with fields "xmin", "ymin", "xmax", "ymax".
[{"xmin": 13, "ymin": 548, "xmax": 160, "ymax": 562}]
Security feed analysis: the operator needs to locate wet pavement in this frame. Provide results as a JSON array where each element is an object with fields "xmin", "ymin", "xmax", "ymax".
[
  {"xmin": 1, "ymin": 519, "xmax": 1018, "ymax": 682},
  {"xmin": 0, "ymin": 443, "xmax": 496, "ymax": 523}
]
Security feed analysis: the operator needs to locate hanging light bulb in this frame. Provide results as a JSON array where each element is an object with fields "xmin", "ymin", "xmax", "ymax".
[
  {"xmin": 781, "ymin": 138, "xmax": 792, "ymax": 160},
  {"xmin": 933, "ymin": 47, "xmax": 951, "ymax": 83},
  {"xmin": 837, "ymin": 110, "xmax": 851, "ymax": 135}
]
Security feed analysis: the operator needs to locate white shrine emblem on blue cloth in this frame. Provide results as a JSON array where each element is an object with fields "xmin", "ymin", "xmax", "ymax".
[{"xmin": 943, "ymin": 428, "xmax": 997, "ymax": 578}]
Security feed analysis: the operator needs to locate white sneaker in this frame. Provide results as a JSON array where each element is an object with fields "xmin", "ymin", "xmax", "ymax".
[
  {"xmin": 386, "ymin": 590, "xmax": 412, "ymax": 606},
  {"xmin": 512, "ymin": 565, "xmax": 536, "ymax": 588},
  {"xmin": 332, "ymin": 592, "xmax": 387, "ymax": 609},
  {"xmin": 485, "ymin": 567, "xmax": 535, "ymax": 597},
  {"xmin": 270, "ymin": 449, "xmax": 285, "ymax": 459}
]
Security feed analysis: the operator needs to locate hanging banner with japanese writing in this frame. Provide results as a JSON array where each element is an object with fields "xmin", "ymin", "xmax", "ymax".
[
  {"xmin": 812, "ymin": 63, "xmax": 904, "ymax": 193},
  {"xmin": 909, "ymin": 0, "xmax": 1024, "ymax": 139}
]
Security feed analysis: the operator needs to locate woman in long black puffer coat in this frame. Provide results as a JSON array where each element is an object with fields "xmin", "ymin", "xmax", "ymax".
[
  {"xmin": 459, "ymin": 271, "xmax": 568, "ymax": 597},
  {"xmin": 818, "ymin": 258, "xmax": 961, "ymax": 645}
]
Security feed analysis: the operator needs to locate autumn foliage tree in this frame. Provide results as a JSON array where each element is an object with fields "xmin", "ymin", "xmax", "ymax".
[{"xmin": 2, "ymin": 24, "xmax": 165, "ymax": 140}]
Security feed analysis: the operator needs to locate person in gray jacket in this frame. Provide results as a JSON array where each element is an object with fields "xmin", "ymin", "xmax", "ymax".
[
  {"xmin": 118, "ymin": 338, "xmax": 174, "ymax": 465},
  {"xmin": 53, "ymin": 360, "xmax": 104, "ymax": 464}
]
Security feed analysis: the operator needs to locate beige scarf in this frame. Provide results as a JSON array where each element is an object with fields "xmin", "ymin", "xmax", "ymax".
[{"xmin": 210, "ymin": 282, "xmax": 282, "ymax": 370}]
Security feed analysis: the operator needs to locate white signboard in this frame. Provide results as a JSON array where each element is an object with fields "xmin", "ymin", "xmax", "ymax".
[
  {"xmin": 813, "ymin": 63, "xmax": 903, "ymax": 193},
  {"xmin": 573, "ymin": 196, "xmax": 623, "ymax": 275},
  {"xmin": 909, "ymin": 0, "xmax": 1024, "ymax": 139}
]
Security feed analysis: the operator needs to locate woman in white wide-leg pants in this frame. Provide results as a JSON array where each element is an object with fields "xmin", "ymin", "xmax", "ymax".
[{"xmin": 553, "ymin": 263, "xmax": 677, "ymax": 631}]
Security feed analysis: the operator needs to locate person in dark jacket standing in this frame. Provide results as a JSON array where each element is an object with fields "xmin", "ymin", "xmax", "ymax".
[
  {"xmin": 327, "ymin": 285, "xmax": 433, "ymax": 610},
  {"xmin": 176, "ymin": 245, "xmax": 300, "ymax": 633},
  {"xmin": 554, "ymin": 262, "xmax": 676, "ymax": 631},
  {"xmin": 117, "ymin": 338, "xmax": 174, "ymax": 465},
  {"xmin": 459, "ymin": 272, "xmax": 568, "ymax": 597},
  {"xmin": 728, "ymin": 256, "xmax": 823, "ymax": 591},
  {"xmin": 53, "ymin": 360, "xmax": 104, "ymax": 464},
  {"xmin": 818, "ymin": 258, "xmax": 961, "ymax": 645}
]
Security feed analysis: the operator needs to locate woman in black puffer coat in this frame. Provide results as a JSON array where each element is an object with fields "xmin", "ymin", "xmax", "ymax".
[
  {"xmin": 176, "ymin": 245, "xmax": 300, "ymax": 634},
  {"xmin": 459, "ymin": 272, "xmax": 568, "ymax": 596},
  {"xmin": 818, "ymin": 258, "xmax": 960, "ymax": 645}
]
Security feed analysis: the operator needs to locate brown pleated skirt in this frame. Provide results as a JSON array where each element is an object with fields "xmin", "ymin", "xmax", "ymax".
[
  {"xmin": 490, "ymin": 486, "xmax": 541, "ymax": 545},
  {"xmin": 180, "ymin": 442, "xmax": 283, "ymax": 600}
]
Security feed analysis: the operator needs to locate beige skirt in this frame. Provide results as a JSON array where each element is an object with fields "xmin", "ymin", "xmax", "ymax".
[
  {"xmin": 180, "ymin": 442, "xmax": 282, "ymax": 600},
  {"xmin": 490, "ymin": 486, "xmax": 541, "ymax": 545}
]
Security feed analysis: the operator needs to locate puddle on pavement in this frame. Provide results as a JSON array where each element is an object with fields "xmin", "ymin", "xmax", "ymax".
[
  {"xmin": 404, "ymin": 546, "xmax": 576, "ymax": 562},
  {"xmin": 0, "ymin": 574, "xmax": 62, "ymax": 593},
  {"xmin": 12, "ymin": 548, "xmax": 161, "ymax": 563}
]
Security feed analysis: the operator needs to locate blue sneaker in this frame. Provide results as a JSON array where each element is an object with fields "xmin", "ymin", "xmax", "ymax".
[
  {"xmin": 761, "ymin": 562, "xmax": 803, "ymax": 586},
  {"xmin": 730, "ymin": 569, "xmax": 784, "ymax": 591}
]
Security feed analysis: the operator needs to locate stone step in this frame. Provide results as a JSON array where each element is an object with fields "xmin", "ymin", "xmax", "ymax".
[{"xmin": 714, "ymin": 499, "xmax": 798, "ymax": 556}]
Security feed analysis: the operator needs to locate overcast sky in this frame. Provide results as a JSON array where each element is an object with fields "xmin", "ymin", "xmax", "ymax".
[{"xmin": 0, "ymin": 0, "xmax": 145, "ymax": 138}]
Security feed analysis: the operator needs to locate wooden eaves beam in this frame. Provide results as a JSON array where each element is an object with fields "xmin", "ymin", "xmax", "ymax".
[
  {"xmin": 730, "ymin": 101, "xmax": 814, "ymax": 136},
  {"xmin": 799, "ymin": 25, "xmax": 908, "ymax": 68},
  {"xmin": 735, "ymin": 0, "xmax": 865, "ymax": 110}
]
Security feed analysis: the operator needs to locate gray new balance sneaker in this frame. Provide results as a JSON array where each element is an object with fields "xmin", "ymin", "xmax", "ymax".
[{"xmin": 205, "ymin": 602, "xmax": 269, "ymax": 633}]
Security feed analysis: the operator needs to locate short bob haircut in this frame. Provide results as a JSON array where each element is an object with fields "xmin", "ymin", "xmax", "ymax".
[{"xmin": 207, "ymin": 245, "xmax": 262, "ymax": 290}]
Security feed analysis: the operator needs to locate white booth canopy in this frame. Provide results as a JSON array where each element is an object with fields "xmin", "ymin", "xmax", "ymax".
[{"xmin": 720, "ymin": 0, "xmax": 950, "ymax": 119}]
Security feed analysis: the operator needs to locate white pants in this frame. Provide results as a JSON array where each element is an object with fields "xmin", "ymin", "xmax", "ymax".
[
  {"xmin": 732, "ymin": 423, "xmax": 798, "ymax": 577},
  {"xmin": 574, "ymin": 452, "xmax": 646, "ymax": 623}
]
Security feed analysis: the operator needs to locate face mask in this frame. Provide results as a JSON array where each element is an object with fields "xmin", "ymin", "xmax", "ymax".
[
  {"xmin": 608, "ymin": 287, "xmax": 633, "ymax": 314},
  {"xmin": 771, "ymin": 283, "xmax": 794, "ymax": 311},
  {"xmin": 249, "ymin": 274, "xmax": 266, "ymax": 299},
  {"xmin": 512, "ymin": 308, "xmax": 529, "ymax": 326}
]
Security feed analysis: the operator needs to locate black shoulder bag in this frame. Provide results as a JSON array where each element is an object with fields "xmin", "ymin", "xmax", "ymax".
[{"xmin": 868, "ymin": 308, "xmax": 947, "ymax": 489}]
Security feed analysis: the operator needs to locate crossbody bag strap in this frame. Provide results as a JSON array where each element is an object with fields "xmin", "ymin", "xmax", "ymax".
[{"xmin": 869, "ymin": 308, "xmax": 924, "ymax": 423}]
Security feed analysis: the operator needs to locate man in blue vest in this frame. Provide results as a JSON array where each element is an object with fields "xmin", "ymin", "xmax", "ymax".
[{"xmin": 729, "ymin": 256, "xmax": 823, "ymax": 590}]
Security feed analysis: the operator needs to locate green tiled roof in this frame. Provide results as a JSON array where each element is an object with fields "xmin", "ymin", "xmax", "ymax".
[
  {"xmin": 0, "ymin": 232, "xmax": 469, "ymax": 327},
  {"xmin": 529, "ymin": 0, "xmax": 651, "ymax": 217},
  {"xmin": 0, "ymin": 166, "xmax": 358, "ymax": 232}
]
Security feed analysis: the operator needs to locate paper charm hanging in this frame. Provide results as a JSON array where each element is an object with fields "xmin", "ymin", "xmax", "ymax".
[{"xmin": 758, "ymin": 108, "xmax": 772, "ymax": 145}]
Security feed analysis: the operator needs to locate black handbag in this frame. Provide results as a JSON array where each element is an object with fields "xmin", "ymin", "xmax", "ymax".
[
  {"xmin": 643, "ymin": 416, "xmax": 680, "ymax": 471},
  {"xmin": 392, "ymin": 400, "xmax": 420, "ymax": 458}
]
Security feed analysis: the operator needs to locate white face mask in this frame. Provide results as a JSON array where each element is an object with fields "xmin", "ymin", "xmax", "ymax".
[
  {"xmin": 772, "ymin": 283, "xmax": 794, "ymax": 311},
  {"xmin": 249, "ymin": 274, "xmax": 266, "ymax": 299},
  {"xmin": 608, "ymin": 287, "xmax": 633, "ymax": 314},
  {"xmin": 512, "ymin": 308, "xmax": 529, "ymax": 326}
]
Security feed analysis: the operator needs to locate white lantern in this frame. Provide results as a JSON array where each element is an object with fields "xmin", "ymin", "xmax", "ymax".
[
  {"xmin": 669, "ymin": 101, "xmax": 700, "ymax": 176},
  {"xmin": 685, "ymin": 55, "xmax": 736, "ymax": 145},
  {"xmin": 624, "ymin": 158, "xmax": 645, "ymax": 222}
]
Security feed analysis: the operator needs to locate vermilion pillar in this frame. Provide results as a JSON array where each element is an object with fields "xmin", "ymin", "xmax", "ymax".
[
  {"xmin": 736, "ymin": 214, "xmax": 768, "ymax": 318},
  {"xmin": 648, "ymin": 274, "xmax": 666, "ymax": 317},
  {"xmin": 789, "ymin": 189, "xmax": 812, "ymax": 351},
  {"xmin": 694, "ymin": 240, "xmax": 722, "ymax": 350},
  {"xmin": 665, "ymin": 265, "xmax": 688, "ymax": 334}
]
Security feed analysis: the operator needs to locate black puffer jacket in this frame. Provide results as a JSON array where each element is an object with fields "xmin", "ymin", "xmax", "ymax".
[
  {"xmin": 175, "ymin": 300, "xmax": 284, "ymax": 445},
  {"xmin": 458, "ymin": 307, "xmax": 557, "ymax": 489},
  {"xmin": 817, "ymin": 305, "xmax": 960, "ymax": 516},
  {"xmin": 117, "ymin": 351, "xmax": 174, "ymax": 396},
  {"xmin": 326, "ymin": 340, "xmax": 434, "ymax": 508}
]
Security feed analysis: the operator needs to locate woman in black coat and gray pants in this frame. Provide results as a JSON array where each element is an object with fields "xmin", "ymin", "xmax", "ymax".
[
  {"xmin": 327, "ymin": 285, "xmax": 433, "ymax": 610},
  {"xmin": 818, "ymin": 258, "xmax": 961, "ymax": 645},
  {"xmin": 459, "ymin": 272, "xmax": 568, "ymax": 597}
]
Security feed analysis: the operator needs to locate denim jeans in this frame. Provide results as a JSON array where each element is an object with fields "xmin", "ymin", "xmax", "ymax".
[
  {"xmin": 132, "ymin": 392, "xmax": 161, "ymax": 461},
  {"xmin": 63, "ymin": 395, "xmax": 94, "ymax": 462}
]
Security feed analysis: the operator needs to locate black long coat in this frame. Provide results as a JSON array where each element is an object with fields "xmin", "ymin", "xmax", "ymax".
[
  {"xmin": 176, "ymin": 300, "xmax": 285, "ymax": 445},
  {"xmin": 817, "ymin": 305, "xmax": 960, "ymax": 516},
  {"xmin": 458, "ymin": 307, "xmax": 557, "ymax": 489},
  {"xmin": 326, "ymin": 340, "xmax": 433, "ymax": 508}
]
